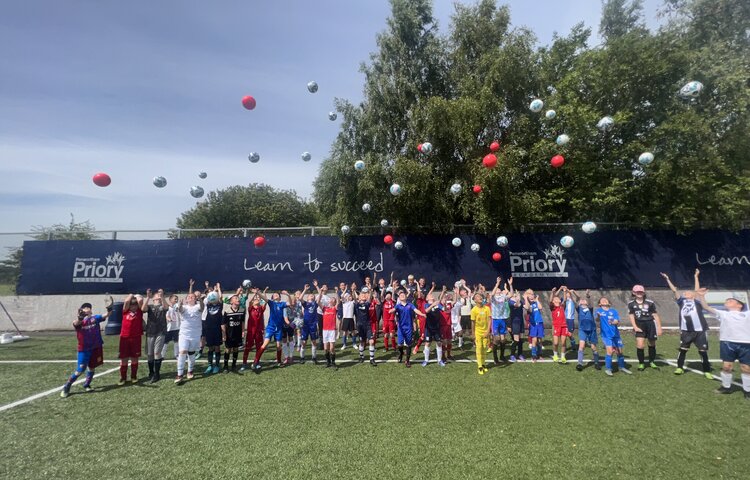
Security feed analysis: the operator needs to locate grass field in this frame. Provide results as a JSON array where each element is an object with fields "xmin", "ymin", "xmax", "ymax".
[
  {"xmin": 1, "ymin": 332, "xmax": 748, "ymax": 479},
  {"xmin": 0, "ymin": 283, "xmax": 15, "ymax": 295}
]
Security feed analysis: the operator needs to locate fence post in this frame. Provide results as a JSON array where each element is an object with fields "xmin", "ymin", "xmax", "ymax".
[
  {"xmin": 311, "ymin": 226, "xmax": 316, "ymax": 236},
  {"xmin": 47, "ymin": 231, "xmax": 53, "ymax": 241},
  {"xmin": 112, "ymin": 231, "xmax": 117, "ymax": 240},
  {"xmin": 243, "ymin": 229, "xmax": 248, "ymax": 237},
  {"xmin": 177, "ymin": 229, "xmax": 182, "ymax": 239}
]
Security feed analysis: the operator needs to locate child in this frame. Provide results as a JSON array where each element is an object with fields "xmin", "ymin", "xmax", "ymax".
[
  {"xmin": 440, "ymin": 295, "xmax": 454, "ymax": 362},
  {"xmin": 390, "ymin": 290, "xmax": 426, "ymax": 367},
  {"xmin": 203, "ymin": 284, "xmax": 225, "ymax": 375},
  {"xmin": 490, "ymin": 277, "xmax": 510, "ymax": 363},
  {"xmin": 322, "ymin": 296, "xmax": 339, "ymax": 368},
  {"xmin": 143, "ymin": 288, "xmax": 168, "ymax": 383},
  {"xmin": 284, "ymin": 291, "xmax": 302, "ymax": 365},
  {"xmin": 564, "ymin": 288, "xmax": 577, "ymax": 351},
  {"xmin": 174, "ymin": 279, "xmax": 204, "ymax": 384},
  {"xmin": 507, "ymin": 280, "xmax": 525, "ymax": 362},
  {"xmin": 413, "ymin": 283, "xmax": 435, "ymax": 354},
  {"xmin": 450, "ymin": 285, "xmax": 463, "ymax": 351},
  {"xmin": 571, "ymin": 289, "xmax": 599, "ymax": 371},
  {"xmin": 628, "ymin": 285, "xmax": 662, "ymax": 371},
  {"xmin": 381, "ymin": 291, "xmax": 397, "ymax": 351},
  {"xmin": 251, "ymin": 290, "xmax": 293, "ymax": 371},
  {"xmin": 162, "ymin": 294, "xmax": 181, "ymax": 359},
  {"xmin": 60, "ymin": 302, "xmax": 111, "ymax": 398},
  {"xmin": 596, "ymin": 297, "xmax": 630, "ymax": 376},
  {"xmin": 119, "ymin": 294, "xmax": 145, "ymax": 385},
  {"xmin": 459, "ymin": 281, "xmax": 473, "ymax": 347},
  {"xmin": 524, "ymin": 290, "xmax": 545, "ymax": 363},
  {"xmin": 222, "ymin": 294, "xmax": 245, "ymax": 372},
  {"xmin": 550, "ymin": 286, "xmax": 569, "ymax": 363},
  {"xmin": 298, "ymin": 282, "xmax": 322, "ymax": 364},
  {"xmin": 470, "ymin": 292, "xmax": 492, "ymax": 374},
  {"xmin": 240, "ymin": 289, "xmax": 266, "ymax": 371},
  {"xmin": 662, "ymin": 270, "xmax": 712, "ymax": 378},
  {"xmin": 339, "ymin": 289, "xmax": 355, "ymax": 351},
  {"xmin": 422, "ymin": 288, "xmax": 446, "ymax": 367},
  {"xmin": 353, "ymin": 287, "xmax": 377, "ymax": 366}
]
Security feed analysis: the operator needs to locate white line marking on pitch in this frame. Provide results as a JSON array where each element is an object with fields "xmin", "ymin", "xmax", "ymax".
[
  {"xmin": 662, "ymin": 360, "xmax": 742, "ymax": 388},
  {"xmin": 0, "ymin": 367, "xmax": 119, "ymax": 413},
  {"xmin": 0, "ymin": 358, "xmax": 727, "ymax": 364}
]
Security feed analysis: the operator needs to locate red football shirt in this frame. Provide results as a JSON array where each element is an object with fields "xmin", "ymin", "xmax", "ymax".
[
  {"xmin": 247, "ymin": 304, "xmax": 266, "ymax": 330},
  {"xmin": 382, "ymin": 299, "xmax": 395, "ymax": 322},
  {"xmin": 550, "ymin": 303, "xmax": 566, "ymax": 327},
  {"xmin": 120, "ymin": 309, "xmax": 144, "ymax": 338},
  {"xmin": 323, "ymin": 307, "xmax": 337, "ymax": 330}
]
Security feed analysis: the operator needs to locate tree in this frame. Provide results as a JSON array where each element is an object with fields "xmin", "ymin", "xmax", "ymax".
[
  {"xmin": 175, "ymin": 183, "xmax": 319, "ymax": 236},
  {"xmin": 313, "ymin": 0, "xmax": 750, "ymax": 234}
]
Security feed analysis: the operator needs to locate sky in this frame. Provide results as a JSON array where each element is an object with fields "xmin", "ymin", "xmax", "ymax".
[{"xmin": 0, "ymin": 0, "xmax": 663, "ymax": 242}]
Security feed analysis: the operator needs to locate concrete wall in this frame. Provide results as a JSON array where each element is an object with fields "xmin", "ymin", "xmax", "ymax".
[{"xmin": 3, "ymin": 288, "xmax": 740, "ymax": 332}]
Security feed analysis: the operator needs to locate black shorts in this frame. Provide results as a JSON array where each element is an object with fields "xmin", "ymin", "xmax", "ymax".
[
  {"xmin": 460, "ymin": 315, "xmax": 471, "ymax": 331},
  {"xmin": 204, "ymin": 324, "xmax": 222, "ymax": 347},
  {"xmin": 342, "ymin": 318, "xmax": 355, "ymax": 331},
  {"xmin": 282, "ymin": 325, "xmax": 295, "ymax": 339},
  {"xmin": 635, "ymin": 321, "xmax": 657, "ymax": 340},
  {"xmin": 225, "ymin": 335, "xmax": 243, "ymax": 349},
  {"xmin": 680, "ymin": 331, "xmax": 708, "ymax": 350},
  {"xmin": 356, "ymin": 322, "xmax": 373, "ymax": 341},
  {"xmin": 425, "ymin": 325, "xmax": 441, "ymax": 342},
  {"xmin": 165, "ymin": 330, "xmax": 179, "ymax": 343}
]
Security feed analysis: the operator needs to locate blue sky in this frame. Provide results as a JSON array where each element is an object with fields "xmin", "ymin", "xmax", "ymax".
[{"xmin": 0, "ymin": 0, "xmax": 662, "ymax": 238}]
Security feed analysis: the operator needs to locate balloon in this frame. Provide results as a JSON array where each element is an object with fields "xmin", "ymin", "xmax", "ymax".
[
  {"xmin": 551, "ymin": 155, "xmax": 565, "ymax": 168},
  {"xmin": 390, "ymin": 184, "xmax": 401, "ymax": 195},
  {"xmin": 207, "ymin": 292, "xmax": 219, "ymax": 303},
  {"xmin": 328, "ymin": 111, "xmax": 337, "ymax": 121},
  {"xmin": 253, "ymin": 236, "xmax": 266, "ymax": 248},
  {"xmin": 582, "ymin": 221, "xmax": 597, "ymax": 234},
  {"xmin": 489, "ymin": 141, "xmax": 500, "ymax": 152},
  {"xmin": 152, "ymin": 176, "xmax": 167, "ymax": 188},
  {"xmin": 92, "ymin": 173, "xmax": 111, "ymax": 187},
  {"xmin": 597, "ymin": 116, "xmax": 615, "ymax": 132},
  {"xmin": 679, "ymin": 81, "xmax": 703, "ymax": 99},
  {"xmin": 492, "ymin": 252, "xmax": 502, "ymax": 262},
  {"xmin": 383, "ymin": 235, "xmax": 394, "ymax": 245},
  {"xmin": 242, "ymin": 279, "xmax": 252, "ymax": 289},
  {"xmin": 417, "ymin": 143, "xmax": 423, "ymax": 152},
  {"xmin": 545, "ymin": 109, "xmax": 556, "ymax": 119},
  {"xmin": 362, "ymin": 203, "xmax": 371, "ymax": 213},
  {"xmin": 483, "ymin": 154, "xmax": 497, "ymax": 169},
  {"xmin": 638, "ymin": 152, "xmax": 654, "ymax": 165},
  {"xmin": 380, "ymin": 219, "xmax": 389, "ymax": 227},
  {"xmin": 248, "ymin": 152, "xmax": 260, "ymax": 163},
  {"xmin": 451, "ymin": 237, "xmax": 462, "ymax": 247},
  {"xmin": 556, "ymin": 134, "xmax": 570, "ymax": 146},
  {"xmin": 354, "ymin": 160, "xmax": 365, "ymax": 171},
  {"xmin": 198, "ymin": 171, "xmax": 207, "ymax": 179},
  {"xmin": 307, "ymin": 81, "xmax": 318, "ymax": 93},
  {"xmin": 394, "ymin": 241, "xmax": 403, "ymax": 250},
  {"xmin": 301, "ymin": 152, "xmax": 312, "ymax": 162},
  {"xmin": 450, "ymin": 183, "xmax": 462, "ymax": 195},
  {"xmin": 496, "ymin": 236, "xmax": 508, "ymax": 247},
  {"xmin": 529, "ymin": 99, "xmax": 544, "ymax": 112},
  {"xmin": 401, "ymin": 279, "xmax": 407, "ymax": 286},
  {"xmin": 560, "ymin": 235, "xmax": 574, "ymax": 248},
  {"xmin": 421, "ymin": 142, "xmax": 433, "ymax": 154},
  {"xmin": 470, "ymin": 243, "xmax": 480, "ymax": 252},
  {"xmin": 241, "ymin": 96, "xmax": 256, "ymax": 110},
  {"xmin": 472, "ymin": 185, "xmax": 482, "ymax": 194},
  {"xmin": 190, "ymin": 186, "xmax": 204, "ymax": 198},
  {"xmin": 341, "ymin": 225, "xmax": 350, "ymax": 235}
]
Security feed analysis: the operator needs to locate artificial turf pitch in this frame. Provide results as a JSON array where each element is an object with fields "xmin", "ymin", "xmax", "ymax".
[{"xmin": 0, "ymin": 332, "xmax": 748, "ymax": 479}]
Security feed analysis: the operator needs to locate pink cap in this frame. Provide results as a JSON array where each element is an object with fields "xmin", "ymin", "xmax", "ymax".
[{"xmin": 632, "ymin": 285, "xmax": 645, "ymax": 293}]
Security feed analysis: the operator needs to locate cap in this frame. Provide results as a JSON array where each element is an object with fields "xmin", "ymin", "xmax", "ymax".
[
  {"xmin": 632, "ymin": 285, "xmax": 645, "ymax": 294},
  {"xmin": 727, "ymin": 297, "xmax": 746, "ymax": 310},
  {"xmin": 80, "ymin": 302, "xmax": 92, "ymax": 309}
]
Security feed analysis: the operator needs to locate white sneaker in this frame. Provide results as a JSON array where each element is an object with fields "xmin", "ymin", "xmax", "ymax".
[{"xmin": 340, "ymin": 345, "xmax": 346, "ymax": 351}]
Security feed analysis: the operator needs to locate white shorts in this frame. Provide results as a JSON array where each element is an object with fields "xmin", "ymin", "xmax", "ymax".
[
  {"xmin": 322, "ymin": 330, "xmax": 336, "ymax": 344},
  {"xmin": 178, "ymin": 336, "xmax": 201, "ymax": 352}
]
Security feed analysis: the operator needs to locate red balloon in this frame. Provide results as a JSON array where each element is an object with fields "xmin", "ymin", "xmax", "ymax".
[
  {"xmin": 253, "ymin": 236, "xmax": 266, "ymax": 248},
  {"xmin": 242, "ymin": 95, "xmax": 256, "ymax": 110},
  {"xmin": 92, "ymin": 173, "xmax": 111, "ymax": 187},
  {"xmin": 417, "ymin": 143, "xmax": 423, "ymax": 152},
  {"xmin": 492, "ymin": 252, "xmax": 502, "ymax": 262},
  {"xmin": 383, "ymin": 235, "xmax": 394, "ymax": 245},
  {"xmin": 489, "ymin": 141, "xmax": 500, "ymax": 152},
  {"xmin": 472, "ymin": 185, "xmax": 482, "ymax": 194},
  {"xmin": 551, "ymin": 155, "xmax": 565, "ymax": 168},
  {"xmin": 482, "ymin": 154, "xmax": 497, "ymax": 169}
]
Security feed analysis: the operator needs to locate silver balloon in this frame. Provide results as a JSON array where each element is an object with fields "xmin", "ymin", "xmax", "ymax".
[
  {"xmin": 380, "ymin": 219, "xmax": 389, "ymax": 227},
  {"xmin": 198, "ymin": 171, "xmax": 207, "ymax": 179},
  {"xmin": 152, "ymin": 176, "xmax": 167, "ymax": 188},
  {"xmin": 301, "ymin": 152, "xmax": 312, "ymax": 162},
  {"xmin": 470, "ymin": 243, "xmax": 480, "ymax": 252},
  {"xmin": 242, "ymin": 279, "xmax": 252, "ymax": 289},
  {"xmin": 341, "ymin": 225, "xmax": 350, "ymax": 235},
  {"xmin": 679, "ymin": 81, "xmax": 703, "ymax": 99},
  {"xmin": 190, "ymin": 186, "xmax": 204, "ymax": 198},
  {"xmin": 597, "ymin": 116, "xmax": 615, "ymax": 132},
  {"xmin": 328, "ymin": 111, "xmax": 337, "ymax": 121},
  {"xmin": 421, "ymin": 142, "xmax": 433, "ymax": 154},
  {"xmin": 362, "ymin": 203, "xmax": 371, "ymax": 213},
  {"xmin": 307, "ymin": 81, "xmax": 318, "ymax": 93},
  {"xmin": 394, "ymin": 241, "xmax": 403, "ymax": 250},
  {"xmin": 545, "ymin": 109, "xmax": 556, "ymax": 119},
  {"xmin": 248, "ymin": 152, "xmax": 260, "ymax": 163},
  {"xmin": 450, "ymin": 183, "xmax": 462, "ymax": 195}
]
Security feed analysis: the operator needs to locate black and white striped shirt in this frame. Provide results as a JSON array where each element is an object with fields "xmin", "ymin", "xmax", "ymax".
[{"xmin": 677, "ymin": 297, "xmax": 708, "ymax": 332}]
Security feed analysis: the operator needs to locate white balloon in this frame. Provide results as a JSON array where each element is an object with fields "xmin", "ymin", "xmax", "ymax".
[
  {"xmin": 307, "ymin": 81, "xmax": 318, "ymax": 93},
  {"xmin": 582, "ymin": 221, "xmax": 597, "ymax": 234},
  {"xmin": 328, "ymin": 111, "xmax": 337, "ymax": 121},
  {"xmin": 451, "ymin": 237, "xmax": 462, "ymax": 247},
  {"xmin": 362, "ymin": 203, "xmax": 371, "ymax": 213},
  {"xmin": 390, "ymin": 184, "xmax": 401, "ymax": 196},
  {"xmin": 679, "ymin": 81, "xmax": 703, "ymax": 99},
  {"xmin": 560, "ymin": 235, "xmax": 575, "ymax": 248},
  {"xmin": 597, "ymin": 116, "xmax": 615, "ymax": 132},
  {"xmin": 556, "ymin": 134, "xmax": 570, "ymax": 146},
  {"xmin": 450, "ymin": 183, "xmax": 462, "ymax": 195},
  {"xmin": 248, "ymin": 152, "xmax": 260, "ymax": 163},
  {"xmin": 529, "ymin": 99, "xmax": 544, "ymax": 112},
  {"xmin": 207, "ymin": 292, "xmax": 219, "ymax": 303},
  {"xmin": 152, "ymin": 176, "xmax": 167, "ymax": 188},
  {"xmin": 242, "ymin": 279, "xmax": 252, "ymax": 289},
  {"xmin": 380, "ymin": 219, "xmax": 389, "ymax": 227},
  {"xmin": 545, "ymin": 109, "xmax": 556, "ymax": 119},
  {"xmin": 496, "ymin": 236, "xmax": 508, "ymax": 247},
  {"xmin": 421, "ymin": 142, "xmax": 433, "ymax": 154},
  {"xmin": 638, "ymin": 152, "xmax": 654, "ymax": 165},
  {"xmin": 301, "ymin": 152, "xmax": 312, "ymax": 162},
  {"xmin": 470, "ymin": 243, "xmax": 480, "ymax": 252},
  {"xmin": 400, "ymin": 279, "xmax": 407, "ymax": 286},
  {"xmin": 341, "ymin": 225, "xmax": 350, "ymax": 235},
  {"xmin": 190, "ymin": 186, "xmax": 204, "ymax": 198},
  {"xmin": 354, "ymin": 160, "xmax": 365, "ymax": 171},
  {"xmin": 198, "ymin": 171, "xmax": 207, "ymax": 179},
  {"xmin": 394, "ymin": 241, "xmax": 403, "ymax": 250}
]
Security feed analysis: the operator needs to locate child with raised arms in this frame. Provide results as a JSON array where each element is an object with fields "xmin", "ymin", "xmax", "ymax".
[
  {"xmin": 596, "ymin": 297, "xmax": 630, "ymax": 376},
  {"xmin": 60, "ymin": 302, "xmax": 111, "ymax": 398},
  {"xmin": 222, "ymin": 294, "xmax": 245, "ymax": 372},
  {"xmin": 570, "ymin": 289, "xmax": 600, "ymax": 371}
]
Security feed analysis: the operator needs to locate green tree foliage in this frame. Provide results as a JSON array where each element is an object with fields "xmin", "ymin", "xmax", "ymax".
[
  {"xmin": 176, "ymin": 183, "xmax": 319, "ymax": 236},
  {"xmin": 313, "ymin": 0, "xmax": 750, "ymax": 234}
]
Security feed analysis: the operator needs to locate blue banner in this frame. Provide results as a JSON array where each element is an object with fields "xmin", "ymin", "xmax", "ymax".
[{"xmin": 17, "ymin": 230, "xmax": 750, "ymax": 294}]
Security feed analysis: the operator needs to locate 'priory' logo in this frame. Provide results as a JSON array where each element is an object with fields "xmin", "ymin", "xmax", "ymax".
[
  {"xmin": 509, "ymin": 244, "xmax": 568, "ymax": 278},
  {"xmin": 72, "ymin": 252, "xmax": 125, "ymax": 283}
]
